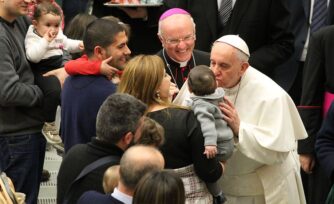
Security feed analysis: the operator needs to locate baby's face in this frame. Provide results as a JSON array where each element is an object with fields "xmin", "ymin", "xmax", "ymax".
[{"xmin": 34, "ymin": 13, "xmax": 61, "ymax": 37}]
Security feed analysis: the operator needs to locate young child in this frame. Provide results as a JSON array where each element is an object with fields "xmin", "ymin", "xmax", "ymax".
[
  {"xmin": 25, "ymin": 2, "xmax": 83, "ymax": 144},
  {"xmin": 27, "ymin": 0, "xmax": 64, "ymax": 29},
  {"xmin": 187, "ymin": 65, "xmax": 234, "ymax": 204},
  {"xmin": 103, "ymin": 165, "xmax": 120, "ymax": 194},
  {"xmin": 137, "ymin": 117, "xmax": 165, "ymax": 147}
]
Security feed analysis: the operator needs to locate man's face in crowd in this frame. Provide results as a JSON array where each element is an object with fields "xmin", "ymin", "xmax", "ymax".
[
  {"xmin": 2, "ymin": 0, "xmax": 33, "ymax": 21},
  {"xmin": 159, "ymin": 14, "xmax": 196, "ymax": 63},
  {"xmin": 210, "ymin": 43, "xmax": 247, "ymax": 88},
  {"xmin": 103, "ymin": 31, "xmax": 131, "ymax": 70}
]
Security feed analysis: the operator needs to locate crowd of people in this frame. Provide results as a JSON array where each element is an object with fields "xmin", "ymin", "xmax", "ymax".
[{"xmin": 1, "ymin": 0, "xmax": 334, "ymax": 204}]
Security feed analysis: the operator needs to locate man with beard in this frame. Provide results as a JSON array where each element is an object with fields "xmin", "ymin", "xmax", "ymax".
[
  {"xmin": 57, "ymin": 93, "xmax": 146, "ymax": 204},
  {"xmin": 60, "ymin": 19, "xmax": 131, "ymax": 152}
]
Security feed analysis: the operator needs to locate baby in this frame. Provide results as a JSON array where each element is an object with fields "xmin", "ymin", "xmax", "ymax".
[
  {"xmin": 187, "ymin": 65, "xmax": 234, "ymax": 203},
  {"xmin": 25, "ymin": 2, "xmax": 83, "ymax": 144}
]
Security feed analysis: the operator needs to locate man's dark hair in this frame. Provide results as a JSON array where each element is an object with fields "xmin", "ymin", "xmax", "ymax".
[
  {"xmin": 96, "ymin": 93, "xmax": 147, "ymax": 144},
  {"xmin": 83, "ymin": 18, "xmax": 126, "ymax": 57},
  {"xmin": 188, "ymin": 65, "xmax": 216, "ymax": 96}
]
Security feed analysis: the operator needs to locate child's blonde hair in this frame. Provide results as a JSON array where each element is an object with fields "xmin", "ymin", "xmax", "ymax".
[{"xmin": 103, "ymin": 165, "xmax": 120, "ymax": 194}]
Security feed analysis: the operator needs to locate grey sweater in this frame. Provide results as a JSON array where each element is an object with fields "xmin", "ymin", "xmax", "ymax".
[
  {"xmin": 0, "ymin": 16, "xmax": 44, "ymax": 136},
  {"xmin": 190, "ymin": 88, "xmax": 234, "ymax": 160}
]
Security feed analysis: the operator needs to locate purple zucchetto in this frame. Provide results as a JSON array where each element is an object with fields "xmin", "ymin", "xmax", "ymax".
[{"xmin": 159, "ymin": 8, "xmax": 190, "ymax": 21}]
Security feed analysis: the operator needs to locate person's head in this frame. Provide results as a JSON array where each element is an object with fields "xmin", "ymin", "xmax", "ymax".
[
  {"xmin": 211, "ymin": 35, "xmax": 250, "ymax": 88},
  {"xmin": 133, "ymin": 170, "xmax": 185, "ymax": 204},
  {"xmin": 65, "ymin": 13, "xmax": 97, "ymax": 40},
  {"xmin": 158, "ymin": 8, "xmax": 196, "ymax": 63},
  {"xmin": 103, "ymin": 165, "xmax": 120, "ymax": 194},
  {"xmin": 64, "ymin": 13, "xmax": 97, "ymax": 59},
  {"xmin": 32, "ymin": 2, "xmax": 61, "ymax": 37},
  {"xmin": 188, "ymin": 65, "xmax": 216, "ymax": 96},
  {"xmin": 119, "ymin": 145, "xmax": 165, "ymax": 193},
  {"xmin": 83, "ymin": 18, "xmax": 131, "ymax": 70},
  {"xmin": 137, "ymin": 117, "xmax": 164, "ymax": 147},
  {"xmin": 102, "ymin": 15, "xmax": 131, "ymax": 38},
  {"xmin": 118, "ymin": 55, "xmax": 171, "ymax": 106},
  {"xmin": 96, "ymin": 93, "xmax": 147, "ymax": 150},
  {"xmin": 0, "ymin": 0, "xmax": 34, "ymax": 22}
]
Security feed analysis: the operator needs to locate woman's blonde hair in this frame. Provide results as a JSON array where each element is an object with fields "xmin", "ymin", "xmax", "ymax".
[{"xmin": 118, "ymin": 55, "xmax": 168, "ymax": 107}]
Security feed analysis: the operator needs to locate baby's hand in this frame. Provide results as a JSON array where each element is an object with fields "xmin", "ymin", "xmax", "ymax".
[
  {"xmin": 79, "ymin": 41, "xmax": 84, "ymax": 50},
  {"xmin": 44, "ymin": 28, "xmax": 57, "ymax": 42},
  {"xmin": 204, "ymin": 145, "xmax": 217, "ymax": 159},
  {"xmin": 100, "ymin": 56, "xmax": 121, "ymax": 80},
  {"xmin": 168, "ymin": 82, "xmax": 179, "ymax": 101}
]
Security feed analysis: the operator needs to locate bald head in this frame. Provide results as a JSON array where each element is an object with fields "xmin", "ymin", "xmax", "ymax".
[{"xmin": 119, "ymin": 145, "xmax": 164, "ymax": 190}]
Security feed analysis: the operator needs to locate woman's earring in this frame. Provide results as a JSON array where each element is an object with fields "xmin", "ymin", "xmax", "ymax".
[{"xmin": 156, "ymin": 91, "xmax": 161, "ymax": 100}]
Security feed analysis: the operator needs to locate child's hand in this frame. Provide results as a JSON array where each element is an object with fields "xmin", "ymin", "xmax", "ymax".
[
  {"xmin": 168, "ymin": 82, "xmax": 179, "ymax": 102},
  {"xmin": 100, "ymin": 56, "xmax": 121, "ymax": 80},
  {"xmin": 79, "ymin": 41, "xmax": 84, "ymax": 50},
  {"xmin": 44, "ymin": 28, "xmax": 57, "ymax": 42},
  {"xmin": 204, "ymin": 145, "xmax": 217, "ymax": 159}
]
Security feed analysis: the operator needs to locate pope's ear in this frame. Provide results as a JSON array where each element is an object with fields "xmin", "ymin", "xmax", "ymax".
[{"xmin": 241, "ymin": 61, "xmax": 249, "ymax": 73}]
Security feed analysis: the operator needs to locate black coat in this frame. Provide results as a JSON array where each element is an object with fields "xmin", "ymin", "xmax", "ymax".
[{"xmin": 57, "ymin": 138, "xmax": 123, "ymax": 204}]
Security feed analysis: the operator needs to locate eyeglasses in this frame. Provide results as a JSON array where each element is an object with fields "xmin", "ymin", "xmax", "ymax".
[{"xmin": 163, "ymin": 34, "xmax": 196, "ymax": 45}]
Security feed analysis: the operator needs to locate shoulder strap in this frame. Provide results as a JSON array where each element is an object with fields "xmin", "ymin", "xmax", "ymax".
[{"xmin": 63, "ymin": 155, "xmax": 120, "ymax": 204}]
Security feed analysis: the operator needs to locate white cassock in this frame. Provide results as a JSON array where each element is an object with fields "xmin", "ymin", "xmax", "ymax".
[{"xmin": 174, "ymin": 67, "xmax": 307, "ymax": 204}]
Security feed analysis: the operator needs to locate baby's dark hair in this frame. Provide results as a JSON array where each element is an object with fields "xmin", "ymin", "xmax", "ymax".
[
  {"xmin": 188, "ymin": 65, "xmax": 216, "ymax": 96},
  {"xmin": 137, "ymin": 117, "xmax": 164, "ymax": 147},
  {"xmin": 33, "ymin": 2, "xmax": 62, "ymax": 21}
]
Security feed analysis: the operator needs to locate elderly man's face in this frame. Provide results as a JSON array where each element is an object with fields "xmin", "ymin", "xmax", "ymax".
[
  {"xmin": 210, "ymin": 43, "xmax": 248, "ymax": 88},
  {"xmin": 159, "ymin": 15, "xmax": 196, "ymax": 62}
]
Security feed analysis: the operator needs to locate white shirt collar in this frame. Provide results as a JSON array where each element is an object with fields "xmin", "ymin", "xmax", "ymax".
[{"xmin": 111, "ymin": 188, "xmax": 132, "ymax": 204}]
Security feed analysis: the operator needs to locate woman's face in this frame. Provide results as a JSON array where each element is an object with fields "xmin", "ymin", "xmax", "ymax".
[{"xmin": 158, "ymin": 71, "xmax": 171, "ymax": 101}]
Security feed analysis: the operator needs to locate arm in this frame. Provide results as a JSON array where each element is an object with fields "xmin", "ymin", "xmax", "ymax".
[
  {"xmin": 220, "ymin": 95, "xmax": 306, "ymax": 165},
  {"xmin": 193, "ymin": 103, "xmax": 218, "ymax": 159},
  {"xmin": 0, "ymin": 37, "xmax": 43, "ymax": 107},
  {"xmin": 193, "ymin": 102, "xmax": 218, "ymax": 146},
  {"xmin": 298, "ymin": 31, "xmax": 325, "ymax": 173},
  {"xmin": 64, "ymin": 55, "xmax": 101, "ymax": 75},
  {"xmin": 25, "ymin": 27, "xmax": 49, "ymax": 63},
  {"xmin": 316, "ymin": 102, "xmax": 334, "ymax": 183},
  {"xmin": 249, "ymin": 0, "xmax": 294, "ymax": 73},
  {"xmin": 188, "ymin": 111, "xmax": 223, "ymax": 182},
  {"xmin": 65, "ymin": 55, "xmax": 121, "ymax": 79},
  {"xmin": 62, "ymin": 31, "xmax": 83, "ymax": 53}
]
